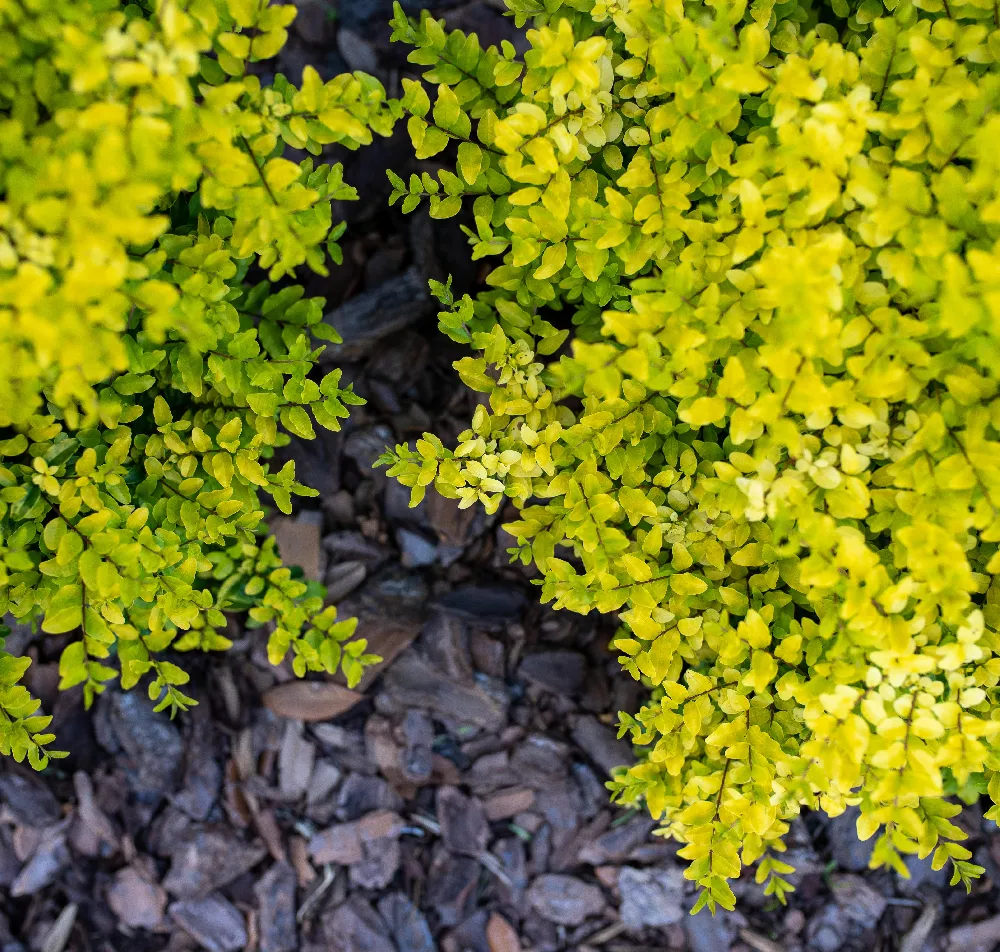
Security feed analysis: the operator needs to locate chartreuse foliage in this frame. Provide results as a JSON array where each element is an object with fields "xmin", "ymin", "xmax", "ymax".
[
  {"xmin": 381, "ymin": 0, "xmax": 1000, "ymax": 912},
  {"xmin": 0, "ymin": 0, "xmax": 395, "ymax": 768}
]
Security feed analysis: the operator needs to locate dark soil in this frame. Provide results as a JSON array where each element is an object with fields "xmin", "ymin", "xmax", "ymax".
[{"xmin": 2, "ymin": 3, "xmax": 1000, "ymax": 951}]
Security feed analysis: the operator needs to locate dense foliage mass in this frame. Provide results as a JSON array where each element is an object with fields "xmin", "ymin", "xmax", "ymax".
[
  {"xmin": 382, "ymin": 0, "xmax": 1000, "ymax": 910},
  {"xmin": 0, "ymin": 0, "xmax": 393, "ymax": 767}
]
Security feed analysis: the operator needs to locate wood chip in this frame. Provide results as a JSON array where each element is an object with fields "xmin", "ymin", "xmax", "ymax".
[
  {"xmin": 254, "ymin": 861, "xmax": 298, "ymax": 952},
  {"xmin": 70, "ymin": 772, "xmax": 118, "ymax": 858},
  {"xmin": 320, "ymin": 894, "xmax": 396, "ymax": 952},
  {"xmin": 571, "ymin": 715, "xmax": 635, "ymax": 775},
  {"xmin": 306, "ymin": 760, "xmax": 343, "ymax": 809},
  {"xmin": 326, "ymin": 561, "xmax": 367, "ymax": 602},
  {"xmin": 437, "ymin": 786, "xmax": 489, "ymax": 857},
  {"xmin": 278, "ymin": 721, "xmax": 316, "ymax": 799},
  {"xmin": 271, "ymin": 513, "xmax": 325, "ymax": 583},
  {"xmin": 486, "ymin": 913, "xmax": 522, "ymax": 952},
  {"xmin": 108, "ymin": 867, "xmax": 167, "ymax": 930},
  {"xmin": 0, "ymin": 774, "xmax": 60, "ymax": 827},
  {"xmin": 309, "ymin": 810, "xmax": 404, "ymax": 866},
  {"xmin": 738, "ymin": 928, "xmax": 787, "ymax": 952},
  {"xmin": 41, "ymin": 903, "xmax": 77, "ymax": 952},
  {"xmin": 248, "ymin": 798, "xmax": 287, "ymax": 864},
  {"xmin": 426, "ymin": 853, "xmax": 480, "ymax": 927},
  {"xmin": 10, "ymin": 821, "xmax": 69, "ymax": 897},
  {"xmin": 381, "ymin": 650, "xmax": 507, "ymax": 731},
  {"xmin": 263, "ymin": 681, "xmax": 363, "ymax": 722},
  {"xmin": 378, "ymin": 892, "xmax": 436, "ymax": 952},
  {"xmin": 427, "ymin": 490, "xmax": 478, "ymax": 546},
  {"xmin": 346, "ymin": 619, "xmax": 422, "ymax": 692},
  {"xmin": 519, "ymin": 651, "xmax": 586, "ymax": 696},
  {"xmin": 289, "ymin": 835, "xmax": 317, "ymax": 888},
  {"xmin": 900, "ymin": 894, "xmax": 940, "ymax": 952},
  {"xmin": 162, "ymin": 827, "xmax": 266, "ymax": 899},
  {"xmin": 947, "ymin": 910, "xmax": 1000, "ymax": 952},
  {"xmin": 365, "ymin": 715, "xmax": 416, "ymax": 797},
  {"xmin": 526, "ymin": 874, "xmax": 606, "ymax": 926},
  {"xmin": 830, "ymin": 873, "xmax": 887, "ymax": 929},
  {"xmin": 484, "ymin": 788, "xmax": 535, "ymax": 822},
  {"xmin": 320, "ymin": 266, "xmax": 433, "ymax": 362},
  {"xmin": 335, "ymin": 27, "xmax": 378, "ymax": 73},
  {"xmin": 170, "ymin": 895, "xmax": 248, "ymax": 952}
]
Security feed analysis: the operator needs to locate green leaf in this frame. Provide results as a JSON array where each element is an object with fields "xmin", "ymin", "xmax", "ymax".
[
  {"xmin": 0, "ymin": 654, "xmax": 30, "ymax": 687},
  {"xmin": 177, "ymin": 348, "xmax": 205, "ymax": 397},
  {"xmin": 58, "ymin": 642, "xmax": 87, "ymax": 688},
  {"xmin": 228, "ymin": 0, "xmax": 259, "ymax": 27},
  {"xmin": 247, "ymin": 391, "xmax": 280, "ymax": 416},
  {"xmin": 43, "ymin": 605, "xmax": 83, "ymax": 635},
  {"xmin": 112, "ymin": 373, "xmax": 155, "ymax": 396},
  {"xmin": 457, "ymin": 141, "xmax": 483, "ymax": 184},
  {"xmin": 280, "ymin": 405, "xmax": 316, "ymax": 439},
  {"xmin": 670, "ymin": 574, "xmax": 708, "ymax": 596}
]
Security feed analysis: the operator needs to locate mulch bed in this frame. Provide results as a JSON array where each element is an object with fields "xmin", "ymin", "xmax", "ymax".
[{"xmin": 3, "ymin": 2, "xmax": 1000, "ymax": 951}]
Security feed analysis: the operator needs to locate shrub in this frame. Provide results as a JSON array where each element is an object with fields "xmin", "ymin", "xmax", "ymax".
[
  {"xmin": 0, "ymin": 0, "xmax": 395, "ymax": 768},
  {"xmin": 381, "ymin": 0, "xmax": 1000, "ymax": 911}
]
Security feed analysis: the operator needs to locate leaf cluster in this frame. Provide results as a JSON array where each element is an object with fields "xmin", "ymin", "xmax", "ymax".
[
  {"xmin": 381, "ymin": 0, "xmax": 1000, "ymax": 910},
  {"xmin": 0, "ymin": 0, "xmax": 395, "ymax": 767}
]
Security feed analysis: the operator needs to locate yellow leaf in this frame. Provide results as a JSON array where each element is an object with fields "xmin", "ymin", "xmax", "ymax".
[
  {"xmin": 671, "ymin": 573, "xmax": 708, "ymax": 596},
  {"xmin": 681, "ymin": 396, "xmax": 727, "ymax": 427}
]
